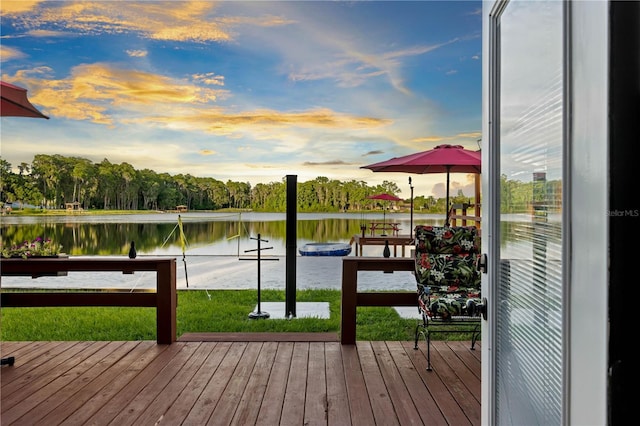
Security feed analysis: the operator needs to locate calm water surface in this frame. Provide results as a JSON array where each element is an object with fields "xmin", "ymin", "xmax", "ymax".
[
  {"xmin": 2, "ymin": 211, "xmax": 557, "ymax": 291},
  {"xmin": 1, "ymin": 212, "xmax": 439, "ymax": 291}
]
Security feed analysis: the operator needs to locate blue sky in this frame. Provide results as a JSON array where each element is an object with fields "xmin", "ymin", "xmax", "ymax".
[{"xmin": 1, "ymin": 0, "xmax": 482, "ymax": 199}]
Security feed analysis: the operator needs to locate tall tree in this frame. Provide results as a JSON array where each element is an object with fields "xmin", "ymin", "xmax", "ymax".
[
  {"xmin": 97, "ymin": 159, "xmax": 119, "ymax": 209},
  {"xmin": 71, "ymin": 157, "xmax": 96, "ymax": 208}
]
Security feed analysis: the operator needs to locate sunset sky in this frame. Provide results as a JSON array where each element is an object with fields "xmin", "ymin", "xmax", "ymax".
[{"xmin": 1, "ymin": 0, "xmax": 482, "ymax": 199}]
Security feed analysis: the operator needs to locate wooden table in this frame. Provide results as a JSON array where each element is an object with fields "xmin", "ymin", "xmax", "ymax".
[
  {"xmin": 350, "ymin": 235, "xmax": 414, "ymax": 257},
  {"xmin": 369, "ymin": 222, "xmax": 400, "ymax": 236},
  {"xmin": 0, "ymin": 257, "xmax": 177, "ymax": 344},
  {"xmin": 341, "ymin": 257, "xmax": 417, "ymax": 344}
]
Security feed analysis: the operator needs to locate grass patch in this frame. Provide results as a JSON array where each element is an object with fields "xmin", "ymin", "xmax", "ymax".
[{"xmin": 0, "ymin": 289, "xmax": 478, "ymax": 342}]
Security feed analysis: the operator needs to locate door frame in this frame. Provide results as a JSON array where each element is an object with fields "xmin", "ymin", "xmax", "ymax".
[{"xmin": 481, "ymin": 0, "xmax": 609, "ymax": 424}]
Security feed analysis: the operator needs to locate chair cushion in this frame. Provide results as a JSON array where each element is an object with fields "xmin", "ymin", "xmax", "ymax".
[
  {"xmin": 415, "ymin": 253, "xmax": 481, "ymax": 288},
  {"xmin": 414, "ymin": 225, "xmax": 481, "ymax": 289},
  {"xmin": 414, "ymin": 225, "xmax": 482, "ymax": 319},
  {"xmin": 414, "ymin": 225, "xmax": 480, "ymax": 255},
  {"xmin": 420, "ymin": 292, "xmax": 483, "ymax": 319}
]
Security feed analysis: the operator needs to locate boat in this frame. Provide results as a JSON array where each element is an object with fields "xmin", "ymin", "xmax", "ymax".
[{"xmin": 299, "ymin": 242, "xmax": 352, "ymax": 256}]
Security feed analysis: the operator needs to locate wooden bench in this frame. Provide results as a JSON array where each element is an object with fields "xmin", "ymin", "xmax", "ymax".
[{"xmin": 0, "ymin": 257, "xmax": 177, "ymax": 344}]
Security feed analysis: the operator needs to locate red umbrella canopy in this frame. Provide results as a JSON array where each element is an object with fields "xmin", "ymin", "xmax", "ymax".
[
  {"xmin": 366, "ymin": 193, "xmax": 402, "ymax": 201},
  {"xmin": 361, "ymin": 144, "xmax": 480, "ymax": 174},
  {"xmin": 1, "ymin": 81, "xmax": 49, "ymax": 119},
  {"xmin": 366, "ymin": 193, "xmax": 402, "ymax": 228},
  {"xmin": 361, "ymin": 144, "xmax": 481, "ymax": 226}
]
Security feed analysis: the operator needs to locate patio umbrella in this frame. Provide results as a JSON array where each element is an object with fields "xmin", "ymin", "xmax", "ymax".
[
  {"xmin": 366, "ymin": 193, "xmax": 402, "ymax": 229},
  {"xmin": 1, "ymin": 81, "xmax": 49, "ymax": 119},
  {"xmin": 362, "ymin": 144, "xmax": 481, "ymax": 226},
  {"xmin": 0, "ymin": 80, "xmax": 48, "ymax": 368}
]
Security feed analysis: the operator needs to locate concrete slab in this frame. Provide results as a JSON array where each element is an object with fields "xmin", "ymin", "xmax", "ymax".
[
  {"xmin": 394, "ymin": 306, "xmax": 422, "ymax": 319},
  {"xmin": 251, "ymin": 302, "xmax": 330, "ymax": 319},
  {"xmin": 251, "ymin": 302, "xmax": 418, "ymax": 320}
]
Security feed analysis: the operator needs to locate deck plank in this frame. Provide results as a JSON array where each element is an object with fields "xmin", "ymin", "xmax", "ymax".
[
  {"xmin": 2, "ymin": 341, "xmax": 97, "ymax": 411},
  {"xmin": 179, "ymin": 332, "xmax": 338, "ymax": 342},
  {"xmin": 28, "ymin": 341, "xmax": 140, "ymax": 426},
  {"xmin": 387, "ymin": 341, "xmax": 449, "ymax": 425},
  {"xmin": 1, "ymin": 341, "xmax": 72, "ymax": 386},
  {"xmin": 209, "ymin": 341, "xmax": 262, "ymax": 425},
  {"xmin": 1, "ymin": 341, "xmax": 54, "ymax": 377},
  {"xmin": 183, "ymin": 341, "xmax": 247, "ymax": 424},
  {"xmin": 127, "ymin": 341, "xmax": 213, "ymax": 425},
  {"xmin": 428, "ymin": 341, "xmax": 481, "ymax": 423},
  {"xmin": 280, "ymin": 342, "xmax": 309, "ymax": 426},
  {"xmin": 432, "ymin": 341, "xmax": 481, "ymax": 403},
  {"xmin": 81, "ymin": 342, "xmax": 184, "ymax": 425},
  {"xmin": 32, "ymin": 341, "xmax": 157, "ymax": 426},
  {"xmin": 108, "ymin": 341, "xmax": 202, "ymax": 426},
  {"xmin": 356, "ymin": 341, "xmax": 400, "ymax": 426},
  {"xmin": 158, "ymin": 341, "xmax": 230, "ymax": 425},
  {"xmin": 1, "ymin": 339, "xmax": 481, "ymax": 426},
  {"xmin": 230, "ymin": 341, "xmax": 278, "ymax": 426},
  {"xmin": 304, "ymin": 342, "xmax": 328, "ymax": 426},
  {"xmin": 53, "ymin": 341, "xmax": 163, "ymax": 425},
  {"xmin": 341, "ymin": 344, "xmax": 375, "ymax": 426},
  {"xmin": 370, "ymin": 341, "xmax": 423, "ymax": 425},
  {"xmin": 324, "ymin": 342, "xmax": 351, "ymax": 425},
  {"xmin": 446, "ymin": 341, "xmax": 482, "ymax": 379},
  {"xmin": 256, "ymin": 341, "xmax": 294, "ymax": 424},
  {"xmin": 402, "ymin": 341, "xmax": 474, "ymax": 426},
  {"xmin": 1, "ymin": 341, "xmax": 112, "ymax": 424}
]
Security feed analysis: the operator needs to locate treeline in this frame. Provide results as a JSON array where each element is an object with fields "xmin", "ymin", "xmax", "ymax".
[
  {"xmin": 499, "ymin": 174, "xmax": 562, "ymax": 213},
  {"xmin": 0, "ymin": 154, "xmax": 559, "ymax": 213},
  {"xmin": 0, "ymin": 154, "xmax": 449, "ymax": 213}
]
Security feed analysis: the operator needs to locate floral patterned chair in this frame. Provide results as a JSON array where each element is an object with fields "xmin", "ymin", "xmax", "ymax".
[{"xmin": 413, "ymin": 225, "xmax": 483, "ymax": 371}]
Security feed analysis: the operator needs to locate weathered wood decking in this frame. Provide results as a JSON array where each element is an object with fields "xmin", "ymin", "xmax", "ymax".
[{"xmin": 1, "ymin": 336, "xmax": 480, "ymax": 425}]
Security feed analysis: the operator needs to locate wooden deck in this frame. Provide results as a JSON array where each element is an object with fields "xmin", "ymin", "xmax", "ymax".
[{"xmin": 1, "ymin": 336, "xmax": 480, "ymax": 425}]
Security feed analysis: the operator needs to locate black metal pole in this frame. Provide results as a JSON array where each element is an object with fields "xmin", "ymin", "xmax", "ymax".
[
  {"xmin": 257, "ymin": 235, "xmax": 262, "ymax": 313},
  {"xmin": 245, "ymin": 233, "xmax": 272, "ymax": 319},
  {"xmin": 285, "ymin": 175, "xmax": 297, "ymax": 318}
]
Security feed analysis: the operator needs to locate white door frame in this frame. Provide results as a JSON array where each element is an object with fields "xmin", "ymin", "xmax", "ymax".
[{"xmin": 481, "ymin": 1, "xmax": 609, "ymax": 424}]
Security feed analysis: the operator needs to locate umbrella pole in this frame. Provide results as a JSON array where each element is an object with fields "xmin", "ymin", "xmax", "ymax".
[
  {"xmin": 409, "ymin": 177, "xmax": 414, "ymax": 239},
  {"xmin": 445, "ymin": 168, "xmax": 451, "ymax": 226},
  {"xmin": 382, "ymin": 203, "xmax": 386, "ymax": 236}
]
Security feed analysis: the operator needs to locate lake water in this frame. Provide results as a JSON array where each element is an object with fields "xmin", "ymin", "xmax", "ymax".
[
  {"xmin": 1, "ymin": 212, "xmax": 437, "ymax": 291},
  {"xmin": 1, "ymin": 211, "xmax": 557, "ymax": 292}
]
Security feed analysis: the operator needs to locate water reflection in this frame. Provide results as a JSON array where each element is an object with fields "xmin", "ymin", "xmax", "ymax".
[
  {"xmin": 1, "ymin": 212, "xmax": 560, "ymax": 290},
  {"xmin": 2, "ymin": 211, "xmax": 561, "ymax": 257},
  {"xmin": 1, "ymin": 212, "xmax": 440, "ymax": 256}
]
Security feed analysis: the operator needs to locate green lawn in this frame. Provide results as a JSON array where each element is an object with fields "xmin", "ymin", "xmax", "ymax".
[
  {"xmin": 0, "ymin": 289, "xmax": 478, "ymax": 342},
  {"xmin": 1, "ymin": 290, "xmax": 407, "ymax": 341}
]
